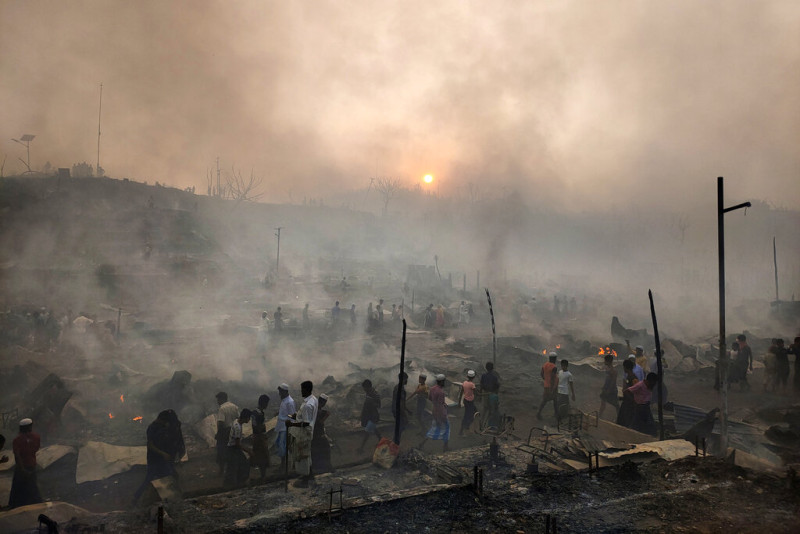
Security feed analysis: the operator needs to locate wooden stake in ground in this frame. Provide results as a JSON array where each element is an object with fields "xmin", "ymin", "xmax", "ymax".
[
  {"xmin": 393, "ymin": 319, "xmax": 407, "ymax": 445},
  {"xmin": 485, "ymin": 288, "xmax": 496, "ymax": 365},
  {"xmin": 648, "ymin": 289, "xmax": 664, "ymax": 441}
]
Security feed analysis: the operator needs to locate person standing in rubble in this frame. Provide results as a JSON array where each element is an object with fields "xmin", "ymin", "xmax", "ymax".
[
  {"xmin": 215, "ymin": 392, "xmax": 240, "ymax": 477},
  {"xmin": 773, "ymin": 339, "xmax": 790, "ymax": 393},
  {"xmin": 536, "ymin": 353, "xmax": 559, "ymax": 420},
  {"xmin": 628, "ymin": 373, "xmax": 659, "ymax": 436},
  {"xmin": 480, "ymin": 362, "xmax": 501, "ymax": 428},
  {"xmin": 408, "ymin": 373, "xmax": 429, "ymax": 433},
  {"xmin": 273, "ymin": 306, "xmax": 284, "ymax": 332},
  {"xmin": 376, "ymin": 299, "xmax": 384, "ymax": 326},
  {"xmin": 287, "ymin": 381, "xmax": 318, "ymax": 487},
  {"xmin": 457, "ymin": 370, "xmax": 477, "ymax": 436},
  {"xmin": 392, "ymin": 372, "xmax": 412, "ymax": 438},
  {"xmin": 275, "ymin": 384, "xmax": 296, "ymax": 466},
  {"xmin": 419, "ymin": 374, "xmax": 449, "ymax": 452},
  {"xmin": 790, "ymin": 337, "xmax": 800, "ymax": 393},
  {"xmin": 311, "ymin": 394, "xmax": 333, "ymax": 474},
  {"xmin": 764, "ymin": 339, "xmax": 778, "ymax": 392},
  {"xmin": 459, "ymin": 301, "xmax": 470, "ymax": 325},
  {"xmin": 331, "ymin": 301, "xmax": 341, "ymax": 327},
  {"xmin": 9, "ymin": 418, "xmax": 42, "ymax": 509},
  {"xmin": 302, "ymin": 303, "xmax": 310, "ymax": 330},
  {"xmin": 350, "ymin": 304, "xmax": 357, "ymax": 329},
  {"xmin": 224, "ymin": 409, "xmax": 252, "ymax": 489},
  {"xmin": 556, "ymin": 360, "xmax": 575, "ymax": 421},
  {"xmin": 424, "ymin": 304, "xmax": 434, "ymax": 328},
  {"xmin": 133, "ymin": 409, "xmax": 185, "ymax": 504},
  {"xmin": 599, "ymin": 354, "xmax": 619, "ymax": 419},
  {"xmin": 250, "ymin": 394, "xmax": 271, "ymax": 481},
  {"xmin": 258, "ymin": 311, "xmax": 270, "ymax": 352},
  {"xmin": 617, "ymin": 358, "xmax": 639, "ymax": 427},
  {"xmin": 357, "ymin": 379, "xmax": 382, "ymax": 453}
]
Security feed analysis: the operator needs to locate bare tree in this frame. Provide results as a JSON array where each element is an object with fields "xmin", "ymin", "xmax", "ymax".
[
  {"xmin": 225, "ymin": 166, "xmax": 265, "ymax": 202},
  {"xmin": 375, "ymin": 176, "xmax": 402, "ymax": 216}
]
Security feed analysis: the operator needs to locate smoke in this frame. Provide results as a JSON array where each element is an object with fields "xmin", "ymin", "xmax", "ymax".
[{"xmin": 1, "ymin": 1, "xmax": 797, "ymax": 209}]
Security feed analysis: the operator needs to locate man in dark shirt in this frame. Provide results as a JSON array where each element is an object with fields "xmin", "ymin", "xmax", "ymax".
[
  {"xmin": 358, "ymin": 379, "xmax": 382, "ymax": 453},
  {"xmin": 133, "ymin": 409, "xmax": 185, "ymax": 503},
  {"xmin": 774, "ymin": 339, "xmax": 790, "ymax": 392},
  {"xmin": 480, "ymin": 362, "xmax": 501, "ymax": 428},
  {"xmin": 9, "ymin": 418, "xmax": 42, "ymax": 509}
]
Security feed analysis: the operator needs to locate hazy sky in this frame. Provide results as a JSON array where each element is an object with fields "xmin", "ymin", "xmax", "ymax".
[{"xmin": 1, "ymin": 1, "xmax": 798, "ymax": 209}]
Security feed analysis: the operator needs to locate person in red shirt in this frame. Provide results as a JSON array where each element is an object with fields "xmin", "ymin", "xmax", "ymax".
[
  {"xmin": 536, "ymin": 353, "xmax": 559, "ymax": 420},
  {"xmin": 419, "ymin": 374, "xmax": 449, "ymax": 452},
  {"xmin": 628, "ymin": 373, "xmax": 659, "ymax": 436},
  {"xmin": 9, "ymin": 418, "xmax": 42, "ymax": 509}
]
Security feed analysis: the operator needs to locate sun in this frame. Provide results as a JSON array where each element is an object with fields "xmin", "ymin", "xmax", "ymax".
[{"xmin": 423, "ymin": 174, "xmax": 433, "ymax": 184}]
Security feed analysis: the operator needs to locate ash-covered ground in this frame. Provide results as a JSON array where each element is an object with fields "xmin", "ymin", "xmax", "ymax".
[{"xmin": 1, "ymin": 176, "xmax": 798, "ymax": 532}]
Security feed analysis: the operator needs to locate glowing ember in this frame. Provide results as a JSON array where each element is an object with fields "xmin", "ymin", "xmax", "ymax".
[
  {"xmin": 120, "ymin": 394, "xmax": 124, "ymax": 403},
  {"xmin": 132, "ymin": 416, "xmax": 143, "ymax": 422},
  {"xmin": 542, "ymin": 349, "xmax": 547, "ymax": 355},
  {"xmin": 598, "ymin": 347, "xmax": 618, "ymax": 357},
  {"xmin": 556, "ymin": 344, "xmax": 561, "ymax": 349},
  {"xmin": 108, "ymin": 413, "xmax": 114, "ymax": 419}
]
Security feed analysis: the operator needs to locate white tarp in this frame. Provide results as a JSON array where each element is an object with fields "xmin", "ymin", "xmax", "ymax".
[{"xmin": 76, "ymin": 441, "xmax": 147, "ymax": 484}]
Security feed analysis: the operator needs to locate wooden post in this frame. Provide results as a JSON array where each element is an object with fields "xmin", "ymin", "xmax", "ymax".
[
  {"xmin": 393, "ymin": 320, "xmax": 407, "ymax": 445},
  {"xmin": 485, "ymin": 288, "xmax": 496, "ymax": 365},
  {"xmin": 648, "ymin": 289, "xmax": 664, "ymax": 440},
  {"xmin": 773, "ymin": 237, "xmax": 779, "ymax": 304}
]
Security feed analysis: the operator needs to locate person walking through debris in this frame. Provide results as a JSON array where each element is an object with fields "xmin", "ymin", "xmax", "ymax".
[
  {"xmin": 536, "ymin": 353, "xmax": 559, "ymax": 420},
  {"xmin": 420, "ymin": 374, "xmax": 449, "ymax": 452},
  {"xmin": 457, "ymin": 370, "xmax": 477, "ymax": 436},
  {"xmin": 133, "ymin": 409, "xmax": 185, "ymax": 504},
  {"xmin": 392, "ymin": 372, "xmax": 412, "ymax": 438},
  {"xmin": 599, "ymin": 354, "xmax": 619, "ymax": 419},
  {"xmin": 764, "ymin": 339, "xmax": 779, "ymax": 392},
  {"xmin": 311, "ymin": 394, "xmax": 333, "ymax": 474},
  {"xmin": 332, "ymin": 301, "xmax": 341, "ymax": 326},
  {"xmin": 273, "ymin": 306, "xmax": 284, "ymax": 332},
  {"xmin": 459, "ymin": 301, "xmax": 470, "ymax": 325},
  {"xmin": 358, "ymin": 379, "xmax": 382, "ymax": 452},
  {"xmin": 408, "ymin": 373, "xmax": 429, "ymax": 433},
  {"xmin": 628, "ymin": 354, "xmax": 645, "ymax": 382},
  {"xmin": 617, "ymin": 359, "xmax": 639, "ymax": 427},
  {"xmin": 556, "ymin": 360, "xmax": 575, "ymax": 420},
  {"xmin": 480, "ymin": 362, "xmax": 501, "ymax": 428},
  {"xmin": 8, "ymin": 418, "xmax": 42, "ymax": 509},
  {"xmin": 728, "ymin": 339, "xmax": 749, "ymax": 391},
  {"xmin": 250, "ymin": 394, "xmax": 271, "ymax": 481},
  {"xmin": 215, "ymin": 392, "xmax": 240, "ymax": 477},
  {"xmin": 275, "ymin": 384, "xmax": 296, "ymax": 466},
  {"xmin": 287, "ymin": 380, "xmax": 318, "ymax": 487},
  {"xmin": 350, "ymin": 304, "xmax": 357, "ymax": 328},
  {"xmin": 424, "ymin": 304, "xmax": 434, "ymax": 328},
  {"xmin": 435, "ymin": 304, "xmax": 445, "ymax": 327},
  {"xmin": 628, "ymin": 373, "xmax": 659, "ymax": 436},
  {"xmin": 302, "ymin": 303, "xmax": 310, "ymax": 330},
  {"xmin": 224, "ymin": 409, "xmax": 252, "ymax": 489}
]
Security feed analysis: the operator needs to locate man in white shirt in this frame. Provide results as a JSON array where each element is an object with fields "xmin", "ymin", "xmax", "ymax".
[
  {"xmin": 287, "ymin": 380, "xmax": 318, "ymax": 487},
  {"xmin": 556, "ymin": 360, "xmax": 575, "ymax": 421},
  {"xmin": 275, "ymin": 384, "xmax": 296, "ymax": 468},
  {"xmin": 215, "ymin": 392, "xmax": 240, "ymax": 475}
]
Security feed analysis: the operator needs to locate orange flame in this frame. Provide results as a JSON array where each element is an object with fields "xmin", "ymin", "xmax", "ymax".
[
  {"xmin": 108, "ymin": 413, "xmax": 114, "ymax": 419},
  {"xmin": 598, "ymin": 347, "xmax": 619, "ymax": 357},
  {"xmin": 132, "ymin": 416, "xmax": 143, "ymax": 422},
  {"xmin": 598, "ymin": 347, "xmax": 606, "ymax": 355},
  {"xmin": 120, "ymin": 394, "xmax": 124, "ymax": 403},
  {"xmin": 542, "ymin": 349, "xmax": 547, "ymax": 355},
  {"xmin": 556, "ymin": 344, "xmax": 561, "ymax": 349}
]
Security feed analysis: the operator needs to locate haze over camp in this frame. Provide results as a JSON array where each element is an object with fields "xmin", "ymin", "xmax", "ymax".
[{"xmin": 1, "ymin": 1, "xmax": 799, "ymax": 533}]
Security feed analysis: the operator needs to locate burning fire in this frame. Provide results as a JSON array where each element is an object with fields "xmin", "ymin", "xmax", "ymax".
[
  {"xmin": 597, "ymin": 347, "xmax": 618, "ymax": 357},
  {"xmin": 120, "ymin": 394, "xmax": 124, "ymax": 403},
  {"xmin": 556, "ymin": 344, "xmax": 561, "ymax": 349},
  {"xmin": 108, "ymin": 413, "xmax": 114, "ymax": 419},
  {"xmin": 542, "ymin": 349, "xmax": 547, "ymax": 355},
  {"xmin": 132, "ymin": 416, "xmax": 143, "ymax": 422}
]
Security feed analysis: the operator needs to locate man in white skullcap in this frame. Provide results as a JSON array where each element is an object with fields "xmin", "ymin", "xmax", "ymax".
[
  {"xmin": 628, "ymin": 354, "xmax": 645, "ymax": 382},
  {"xmin": 275, "ymin": 383, "xmax": 296, "ymax": 465},
  {"xmin": 457, "ymin": 370, "xmax": 477, "ymax": 436},
  {"xmin": 9, "ymin": 418, "xmax": 42, "ymax": 508},
  {"xmin": 419, "ymin": 374, "xmax": 449, "ymax": 452}
]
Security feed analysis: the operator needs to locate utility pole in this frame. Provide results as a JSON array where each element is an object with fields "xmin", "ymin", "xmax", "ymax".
[
  {"xmin": 773, "ymin": 237, "xmax": 779, "ymax": 305},
  {"xmin": 96, "ymin": 82, "xmax": 103, "ymax": 176},
  {"xmin": 275, "ymin": 227, "xmax": 283, "ymax": 274},
  {"xmin": 717, "ymin": 176, "xmax": 751, "ymax": 453},
  {"xmin": 216, "ymin": 157, "xmax": 221, "ymax": 197}
]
